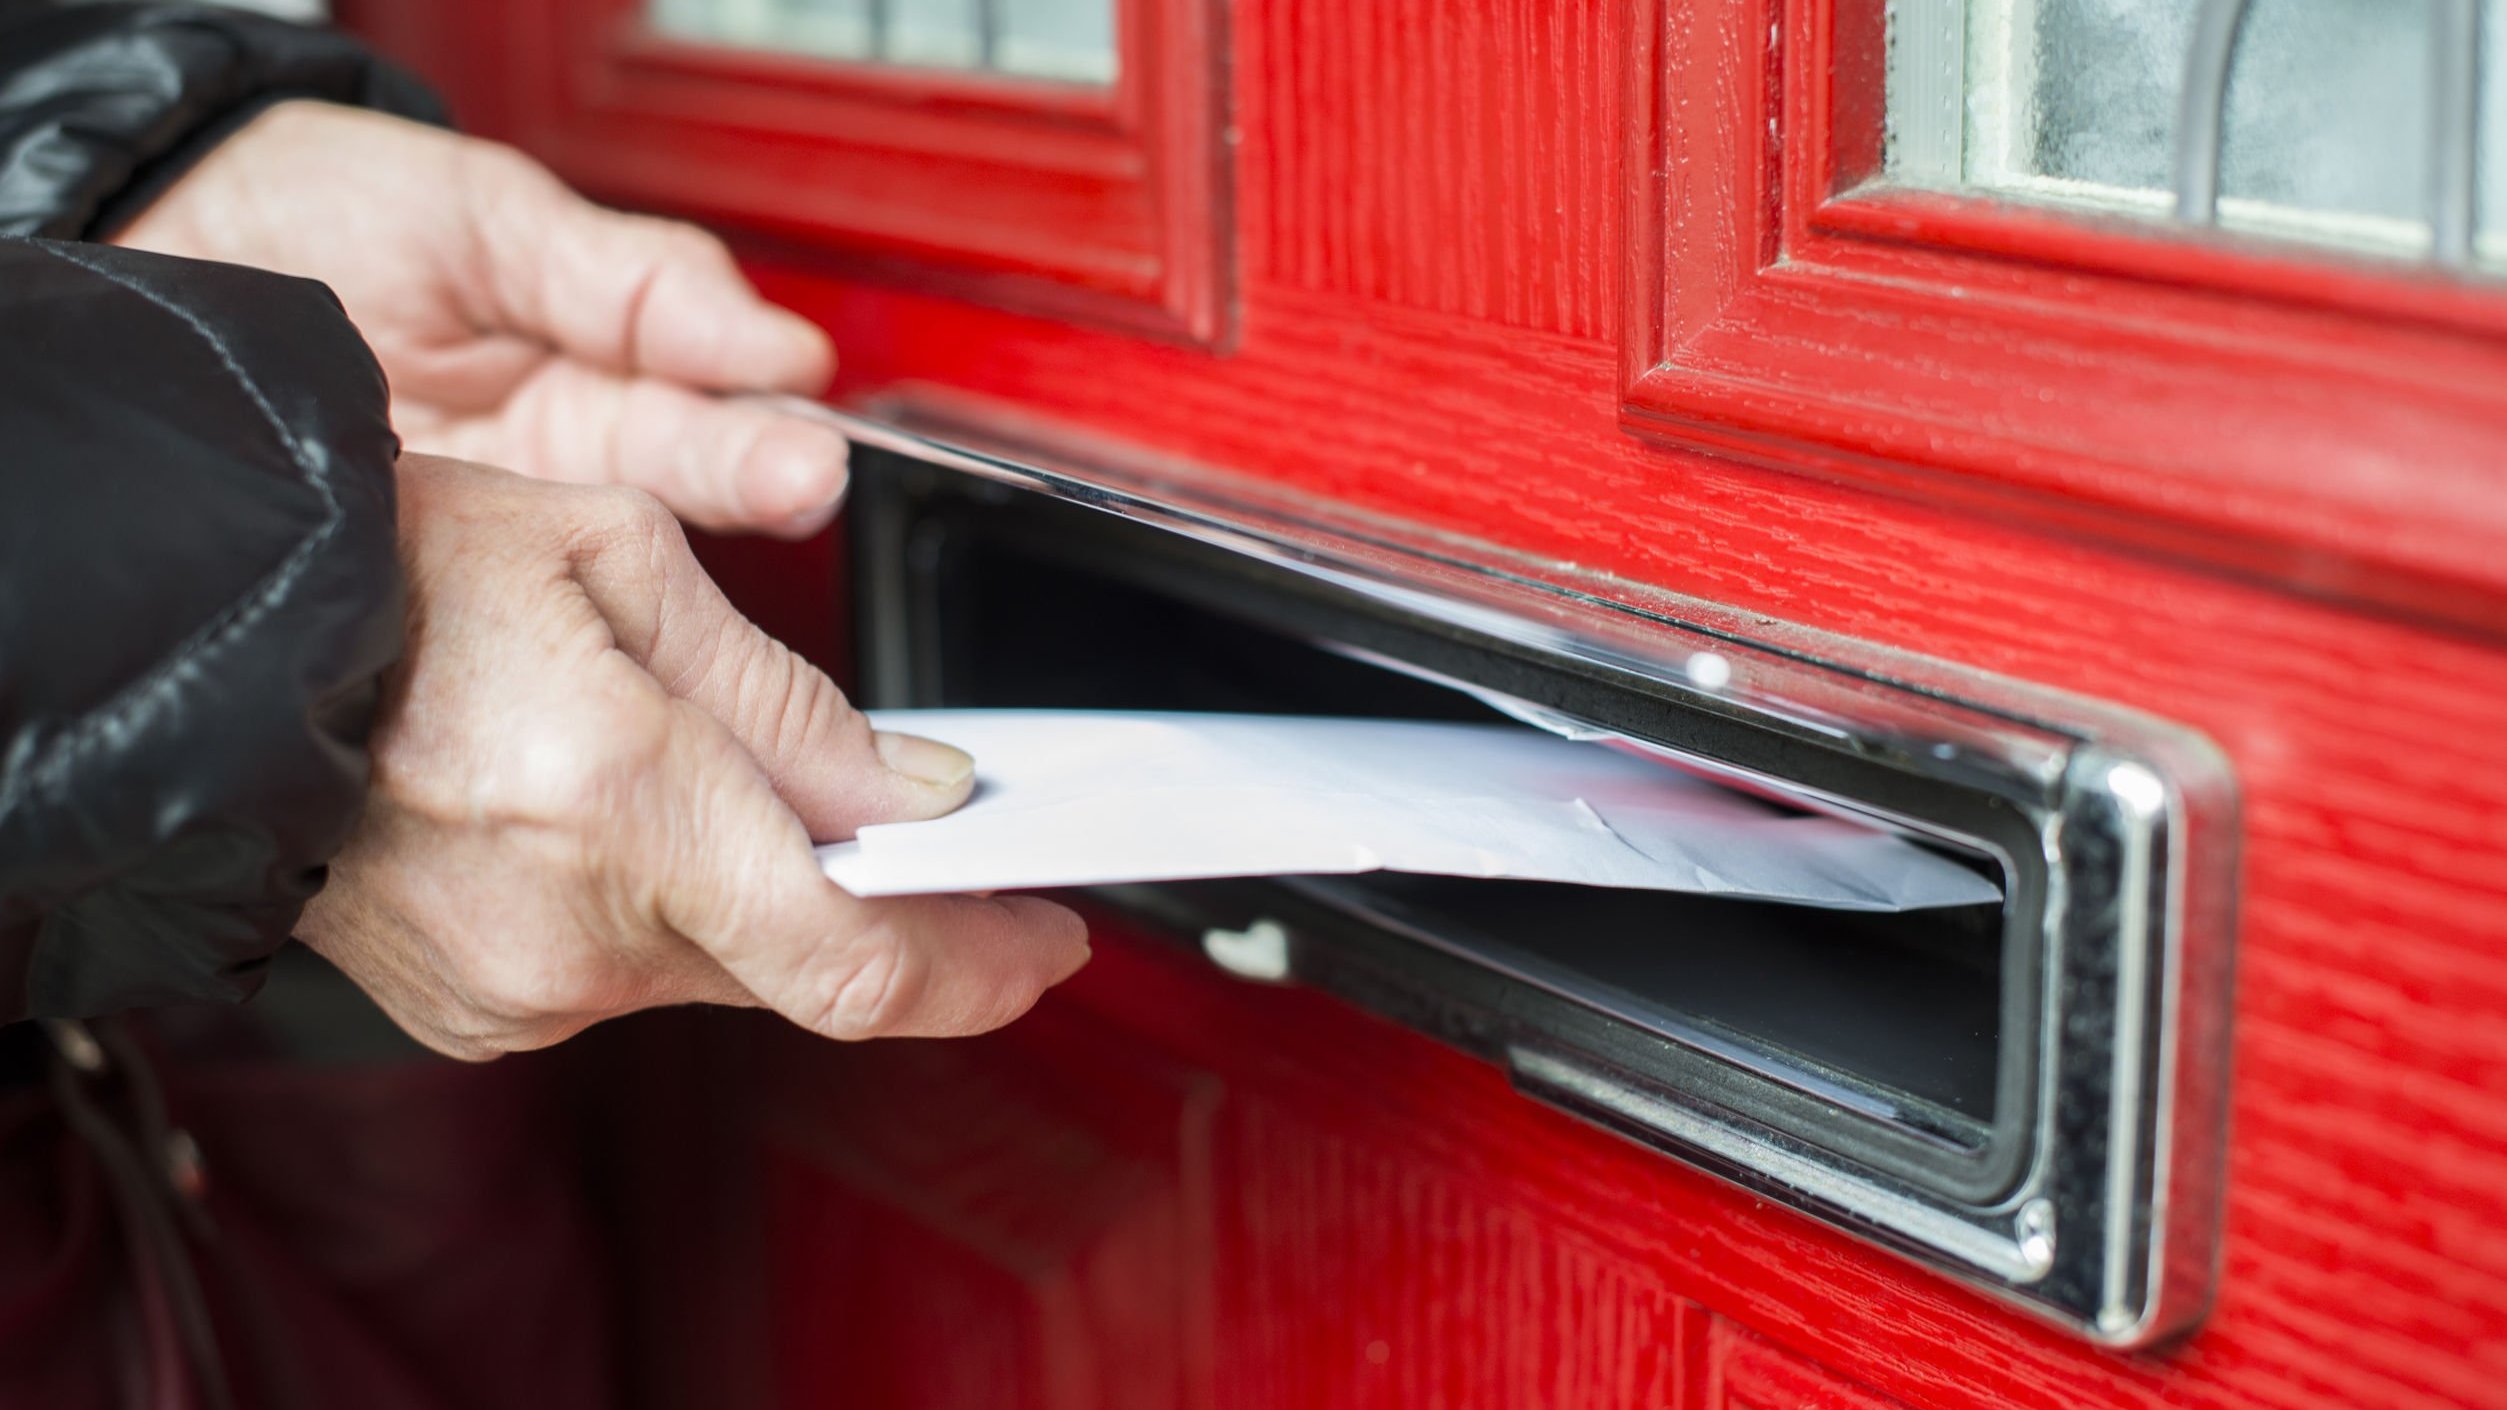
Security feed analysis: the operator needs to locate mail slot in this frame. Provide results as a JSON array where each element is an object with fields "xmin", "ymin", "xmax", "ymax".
[{"xmin": 843, "ymin": 410, "xmax": 2238, "ymax": 1347}]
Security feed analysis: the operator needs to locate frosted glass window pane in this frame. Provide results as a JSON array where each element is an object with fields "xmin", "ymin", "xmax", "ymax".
[
  {"xmin": 651, "ymin": 0, "xmax": 774, "ymax": 46},
  {"xmin": 1887, "ymin": 0, "xmax": 2502, "ymax": 265},
  {"xmin": 777, "ymin": 0, "xmax": 874, "ymax": 61},
  {"xmin": 998, "ymin": 0, "xmax": 1120, "ymax": 83},
  {"xmin": 2026, "ymin": 0, "xmax": 2430, "ymax": 221},
  {"xmin": 2485, "ymin": 0, "xmax": 2507, "ymax": 238},
  {"xmin": 648, "ymin": 0, "xmax": 1116, "ymax": 84},
  {"xmin": 887, "ymin": 0, "xmax": 983, "ymax": 70}
]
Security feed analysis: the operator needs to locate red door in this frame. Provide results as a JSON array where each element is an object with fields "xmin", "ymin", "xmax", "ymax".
[{"xmin": 343, "ymin": 2, "xmax": 2507, "ymax": 1407}]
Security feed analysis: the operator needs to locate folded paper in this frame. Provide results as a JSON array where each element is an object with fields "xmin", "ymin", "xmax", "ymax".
[{"xmin": 817, "ymin": 710, "xmax": 2002, "ymax": 912}]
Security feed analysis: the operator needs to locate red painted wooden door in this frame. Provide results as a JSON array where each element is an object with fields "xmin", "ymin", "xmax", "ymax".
[{"xmin": 344, "ymin": 2, "xmax": 2507, "ymax": 1407}]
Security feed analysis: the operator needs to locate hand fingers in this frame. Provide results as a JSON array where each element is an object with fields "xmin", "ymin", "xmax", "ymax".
[
  {"xmin": 434, "ymin": 358, "xmax": 849, "ymax": 537},
  {"xmin": 567, "ymin": 489, "xmax": 977, "ymax": 839},
  {"xmin": 648, "ymin": 698, "xmax": 1091, "ymax": 1040},
  {"xmin": 464, "ymin": 146, "xmax": 832, "ymax": 395}
]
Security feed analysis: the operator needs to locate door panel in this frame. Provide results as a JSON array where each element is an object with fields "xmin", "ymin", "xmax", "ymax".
[
  {"xmin": 340, "ymin": 1, "xmax": 2507, "ymax": 1407},
  {"xmin": 762, "ymin": 1005, "xmax": 1218, "ymax": 1410}
]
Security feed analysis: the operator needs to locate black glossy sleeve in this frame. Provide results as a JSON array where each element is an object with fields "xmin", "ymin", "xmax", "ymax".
[
  {"xmin": 0, "ymin": 238, "xmax": 404, "ymax": 1019},
  {"xmin": 0, "ymin": 1, "xmax": 444, "ymax": 239}
]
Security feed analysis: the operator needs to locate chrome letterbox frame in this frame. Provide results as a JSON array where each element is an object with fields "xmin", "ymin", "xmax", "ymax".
[{"xmin": 805, "ymin": 395, "xmax": 2240, "ymax": 1348}]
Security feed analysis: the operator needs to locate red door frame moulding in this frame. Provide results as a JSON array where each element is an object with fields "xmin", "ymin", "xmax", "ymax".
[
  {"xmin": 509, "ymin": 0, "xmax": 1230, "ymax": 345},
  {"xmin": 1623, "ymin": 0, "xmax": 2507, "ymax": 632}
]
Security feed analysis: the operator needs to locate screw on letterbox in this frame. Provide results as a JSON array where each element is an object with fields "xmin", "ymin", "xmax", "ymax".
[
  {"xmin": 2017, "ymin": 1198, "xmax": 2058, "ymax": 1279},
  {"xmin": 1683, "ymin": 651, "xmax": 1732, "ymax": 690}
]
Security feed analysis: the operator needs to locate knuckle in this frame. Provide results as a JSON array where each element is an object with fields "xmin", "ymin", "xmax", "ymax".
[
  {"xmin": 455, "ymin": 139, "xmax": 568, "ymax": 224},
  {"xmin": 411, "ymin": 1006, "xmax": 543, "ymax": 1063},
  {"xmin": 461, "ymin": 137, "xmax": 571, "ymax": 209},
  {"xmin": 509, "ymin": 686, "xmax": 674, "ymax": 823},
  {"xmin": 581, "ymin": 483, "xmax": 684, "ymax": 553},
  {"xmin": 809, "ymin": 926, "xmax": 921, "ymax": 1040},
  {"xmin": 465, "ymin": 136, "xmax": 547, "ymax": 185},
  {"xmin": 728, "ymin": 636, "xmax": 858, "ymax": 764},
  {"xmin": 397, "ymin": 703, "xmax": 649, "ymax": 832},
  {"xmin": 409, "ymin": 1027, "xmax": 502, "ymax": 1064},
  {"xmin": 658, "ymin": 770, "xmax": 776, "ymax": 937},
  {"xmin": 719, "ymin": 631, "xmax": 794, "ymax": 729},
  {"xmin": 453, "ymin": 937, "xmax": 610, "ymax": 1032},
  {"xmin": 400, "ymin": 986, "xmax": 560, "ymax": 1063},
  {"xmin": 458, "ymin": 944, "xmax": 562, "ymax": 1016},
  {"xmin": 781, "ymin": 661, "xmax": 864, "ymax": 760},
  {"xmin": 426, "ymin": 1015, "xmax": 575, "ymax": 1063}
]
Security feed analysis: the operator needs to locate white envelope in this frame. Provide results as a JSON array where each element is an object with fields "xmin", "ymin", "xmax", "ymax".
[{"xmin": 816, "ymin": 710, "xmax": 2002, "ymax": 912}]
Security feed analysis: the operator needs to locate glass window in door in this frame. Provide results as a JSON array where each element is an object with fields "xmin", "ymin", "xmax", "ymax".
[
  {"xmin": 1884, "ymin": 0, "xmax": 2507, "ymax": 269},
  {"xmin": 648, "ymin": 0, "xmax": 1118, "ymax": 84}
]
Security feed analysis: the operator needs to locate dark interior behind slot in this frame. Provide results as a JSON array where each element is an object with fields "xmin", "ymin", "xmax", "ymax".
[{"xmin": 918, "ymin": 525, "xmax": 2007, "ymax": 1127}]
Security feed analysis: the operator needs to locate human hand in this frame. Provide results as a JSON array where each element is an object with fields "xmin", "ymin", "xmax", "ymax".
[
  {"xmin": 298, "ymin": 455, "xmax": 1089, "ymax": 1059},
  {"xmin": 115, "ymin": 102, "xmax": 848, "ymax": 538}
]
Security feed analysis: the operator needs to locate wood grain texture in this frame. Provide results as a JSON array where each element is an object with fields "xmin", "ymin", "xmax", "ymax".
[
  {"xmin": 340, "ymin": 1, "xmax": 2507, "ymax": 1407},
  {"xmin": 1221, "ymin": 1091, "xmax": 1694, "ymax": 1408},
  {"xmin": 1714, "ymin": 1321, "xmax": 1910, "ymax": 1410},
  {"xmin": 759, "ymin": 1006, "xmax": 1221, "ymax": 1410},
  {"xmin": 1245, "ymin": 0, "xmax": 1623, "ymax": 339}
]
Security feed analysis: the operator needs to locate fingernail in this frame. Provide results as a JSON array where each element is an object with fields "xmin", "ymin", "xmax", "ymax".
[
  {"xmin": 781, "ymin": 497, "xmax": 843, "ymax": 540},
  {"xmin": 764, "ymin": 438, "xmax": 847, "ymax": 519},
  {"xmin": 875, "ymin": 731, "xmax": 974, "ymax": 787},
  {"xmin": 1058, "ymin": 943, "xmax": 1094, "ymax": 983}
]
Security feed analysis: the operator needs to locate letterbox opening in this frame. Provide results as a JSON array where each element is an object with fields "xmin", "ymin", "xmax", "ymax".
[
  {"xmin": 858, "ymin": 471, "xmax": 2043, "ymax": 1198},
  {"xmin": 916, "ymin": 527, "xmax": 2010, "ymax": 1132},
  {"xmin": 845, "ymin": 427, "xmax": 2233, "ymax": 1344}
]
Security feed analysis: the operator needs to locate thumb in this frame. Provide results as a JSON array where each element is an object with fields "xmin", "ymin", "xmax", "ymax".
[
  {"xmin": 571, "ymin": 490, "xmax": 973, "ymax": 838},
  {"xmin": 650, "ymin": 698, "xmax": 1088, "ymax": 1040}
]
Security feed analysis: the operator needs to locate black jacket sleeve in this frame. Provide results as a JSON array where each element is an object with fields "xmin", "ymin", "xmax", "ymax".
[
  {"xmin": 0, "ymin": 240, "xmax": 404, "ymax": 1020},
  {"xmin": 0, "ymin": 2, "xmax": 444, "ymax": 239},
  {"xmin": 0, "ymin": 4, "xmax": 428, "ymax": 1020}
]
